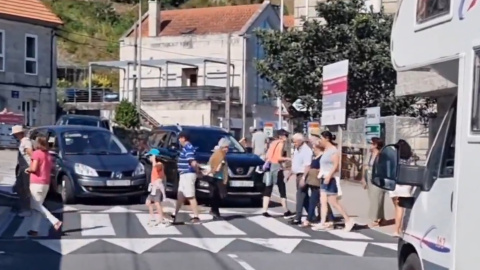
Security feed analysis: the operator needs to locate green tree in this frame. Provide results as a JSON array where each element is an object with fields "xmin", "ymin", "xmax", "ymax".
[
  {"xmin": 254, "ymin": 0, "xmax": 435, "ymax": 120},
  {"xmin": 115, "ymin": 99, "xmax": 140, "ymax": 129}
]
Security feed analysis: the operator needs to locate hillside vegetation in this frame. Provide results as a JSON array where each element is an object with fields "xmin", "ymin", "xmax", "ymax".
[{"xmin": 45, "ymin": 0, "xmax": 294, "ymax": 66}]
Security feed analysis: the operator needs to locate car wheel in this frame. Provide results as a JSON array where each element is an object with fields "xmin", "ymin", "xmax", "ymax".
[
  {"xmin": 128, "ymin": 195, "xmax": 143, "ymax": 205},
  {"xmin": 250, "ymin": 196, "xmax": 263, "ymax": 207},
  {"xmin": 402, "ymin": 253, "xmax": 422, "ymax": 270},
  {"xmin": 61, "ymin": 175, "xmax": 76, "ymax": 205}
]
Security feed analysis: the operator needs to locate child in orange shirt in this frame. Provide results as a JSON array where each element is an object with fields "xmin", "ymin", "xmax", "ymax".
[{"xmin": 146, "ymin": 149, "xmax": 169, "ymax": 226}]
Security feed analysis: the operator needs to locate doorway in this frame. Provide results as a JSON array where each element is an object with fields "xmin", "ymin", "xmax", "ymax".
[{"xmin": 22, "ymin": 101, "xmax": 33, "ymax": 126}]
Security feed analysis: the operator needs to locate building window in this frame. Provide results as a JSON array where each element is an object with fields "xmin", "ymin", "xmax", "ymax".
[
  {"xmin": 471, "ymin": 50, "xmax": 480, "ymax": 133},
  {"xmin": 416, "ymin": 0, "xmax": 450, "ymax": 23},
  {"xmin": 0, "ymin": 30, "xmax": 4, "ymax": 72},
  {"xmin": 25, "ymin": 34, "xmax": 38, "ymax": 75}
]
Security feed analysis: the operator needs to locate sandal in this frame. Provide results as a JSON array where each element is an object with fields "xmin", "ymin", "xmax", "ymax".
[
  {"xmin": 147, "ymin": 220, "xmax": 158, "ymax": 227},
  {"xmin": 53, "ymin": 221, "xmax": 63, "ymax": 231},
  {"xmin": 300, "ymin": 221, "xmax": 311, "ymax": 228},
  {"xmin": 311, "ymin": 223, "xmax": 333, "ymax": 231}
]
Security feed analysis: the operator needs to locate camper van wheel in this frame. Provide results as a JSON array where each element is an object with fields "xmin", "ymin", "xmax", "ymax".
[{"xmin": 402, "ymin": 253, "xmax": 421, "ymax": 270}]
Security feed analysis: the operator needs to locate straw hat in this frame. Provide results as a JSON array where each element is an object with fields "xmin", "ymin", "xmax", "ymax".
[{"xmin": 10, "ymin": 125, "xmax": 25, "ymax": 135}]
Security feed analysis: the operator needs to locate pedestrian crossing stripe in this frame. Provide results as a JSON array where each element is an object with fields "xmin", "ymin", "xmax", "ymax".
[
  {"xmin": 32, "ymin": 238, "xmax": 398, "ymax": 255},
  {"xmin": 6, "ymin": 212, "xmax": 379, "ymax": 240}
]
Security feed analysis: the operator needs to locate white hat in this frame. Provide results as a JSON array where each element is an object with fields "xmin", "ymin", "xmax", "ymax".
[{"xmin": 10, "ymin": 125, "xmax": 25, "ymax": 135}]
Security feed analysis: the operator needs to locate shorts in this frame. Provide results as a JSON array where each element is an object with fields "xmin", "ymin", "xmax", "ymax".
[
  {"xmin": 178, "ymin": 173, "xmax": 197, "ymax": 198},
  {"xmin": 263, "ymin": 169, "xmax": 287, "ymax": 198},
  {"xmin": 146, "ymin": 189, "xmax": 164, "ymax": 202},
  {"xmin": 320, "ymin": 177, "xmax": 338, "ymax": 195}
]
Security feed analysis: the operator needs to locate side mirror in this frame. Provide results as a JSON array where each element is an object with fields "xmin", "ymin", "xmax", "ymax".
[
  {"xmin": 373, "ymin": 144, "xmax": 429, "ymax": 191},
  {"xmin": 245, "ymin": 147, "xmax": 253, "ymax": 153},
  {"xmin": 371, "ymin": 144, "xmax": 398, "ymax": 191}
]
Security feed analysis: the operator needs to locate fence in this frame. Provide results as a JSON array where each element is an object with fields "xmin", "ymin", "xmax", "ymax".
[{"xmin": 340, "ymin": 116, "xmax": 429, "ymax": 181}]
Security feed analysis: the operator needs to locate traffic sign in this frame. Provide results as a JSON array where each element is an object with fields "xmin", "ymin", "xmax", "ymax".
[
  {"xmin": 264, "ymin": 122, "xmax": 275, "ymax": 137},
  {"xmin": 365, "ymin": 124, "xmax": 381, "ymax": 143}
]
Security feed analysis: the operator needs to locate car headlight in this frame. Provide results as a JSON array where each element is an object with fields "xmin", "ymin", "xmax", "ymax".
[
  {"xmin": 134, "ymin": 162, "xmax": 145, "ymax": 176},
  {"xmin": 74, "ymin": 163, "xmax": 98, "ymax": 177}
]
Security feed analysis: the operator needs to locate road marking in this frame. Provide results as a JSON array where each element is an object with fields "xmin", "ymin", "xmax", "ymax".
[
  {"xmin": 327, "ymin": 230, "xmax": 373, "ymax": 240},
  {"xmin": 103, "ymin": 238, "xmax": 167, "ymax": 254},
  {"xmin": 80, "ymin": 214, "xmax": 115, "ymax": 236},
  {"xmin": 35, "ymin": 239, "xmax": 98, "ymax": 255},
  {"xmin": 135, "ymin": 213, "xmax": 181, "ymax": 235},
  {"xmin": 172, "ymin": 238, "xmax": 235, "ymax": 253},
  {"xmin": 228, "ymin": 254, "xmax": 256, "ymax": 270},
  {"xmin": 371, "ymin": 242, "xmax": 398, "ymax": 251},
  {"xmin": 247, "ymin": 215, "xmax": 310, "ymax": 237},
  {"xmin": 100, "ymin": 206, "xmax": 141, "ymax": 213},
  {"xmin": 190, "ymin": 214, "xmax": 246, "ymax": 236},
  {"xmin": 306, "ymin": 239, "xmax": 368, "ymax": 257},
  {"xmin": 241, "ymin": 238, "xmax": 302, "ymax": 253},
  {"xmin": 14, "ymin": 215, "xmax": 50, "ymax": 237}
]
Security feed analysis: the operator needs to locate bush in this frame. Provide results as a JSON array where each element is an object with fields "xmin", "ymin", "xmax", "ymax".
[{"xmin": 115, "ymin": 99, "xmax": 140, "ymax": 129}]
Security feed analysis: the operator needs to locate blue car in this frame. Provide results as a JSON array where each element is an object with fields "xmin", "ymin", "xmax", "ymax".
[
  {"xmin": 28, "ymin": 126, "xmax": 147, "ymax": 204},
  {"xmin": 142, "ymin": 125, "xmax": 265, "ymax": 205}
]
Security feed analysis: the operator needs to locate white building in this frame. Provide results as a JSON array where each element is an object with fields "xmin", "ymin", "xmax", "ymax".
[{"xmin": 118, "ymin": 1, "xmax": 289, "ymax": 134}]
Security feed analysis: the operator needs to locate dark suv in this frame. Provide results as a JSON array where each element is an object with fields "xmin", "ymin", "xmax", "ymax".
[{"xmin": 142, "ymin": 125, "xmax": 265, "ymax": 205}]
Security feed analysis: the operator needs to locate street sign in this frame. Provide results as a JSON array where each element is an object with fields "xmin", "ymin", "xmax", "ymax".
[
  {"xmin": 321, "ymin": 60, "xmax": 349, "ymax": 126},
  {"xmin": 365, "ymin": 124, "xmax": 381, "ymax": 143},
  {"xmin": 263, "ymin": 122, "xmax": 275, "ymax": 138},
  {"xmin": 365, "ymin": 107, "xmax": 380, "ymax": 125},
  {"xmin": 307, "ymin": 122, "xmax": 321, "ymax": 137}
]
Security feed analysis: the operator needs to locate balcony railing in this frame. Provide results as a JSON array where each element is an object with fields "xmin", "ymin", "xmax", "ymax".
[
  {"xmin": 60, "ymin": 86, "xmax": 240, "ymax": 103},
  {"xmin": 140, "ymin": 86, "xmax": 240, "ymax": 102}
]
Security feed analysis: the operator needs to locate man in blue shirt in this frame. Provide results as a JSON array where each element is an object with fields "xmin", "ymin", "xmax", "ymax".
[{"xmin": 172, "ymin": 131, "xmax": 200, "ymax": 224}]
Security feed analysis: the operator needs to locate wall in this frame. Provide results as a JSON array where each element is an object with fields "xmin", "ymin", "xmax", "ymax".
[
  {"xmin": 293, "ymin": 0, "xmax": 398, "ymax": 27},
  {"xmin": 0, "ymin": 19, "xmax": 57, "ymax": 125},
  {"xmin": 119, "ymin": 5, "xmax": 283, "ymax": 127},
  {"xmin": 140, "ymin": 100, "xmax": 243, "ymax": 127}
]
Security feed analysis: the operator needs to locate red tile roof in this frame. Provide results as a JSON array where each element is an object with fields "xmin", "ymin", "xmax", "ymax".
[
  {"xmin": 128, "ymin": 4, "xmax": 263, "ymax": 37},
  {"xmin": 284, "ymin": 15, "xmax": 294, "ymax": 29},
  {"xmin": 0, "ymin": 0, "xmax": 62, "ymax": 26}
]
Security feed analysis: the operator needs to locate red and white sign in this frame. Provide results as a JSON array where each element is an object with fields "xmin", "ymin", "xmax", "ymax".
[
  {"xmin": 0, "ymin": 109, "xmax": 24, "ymax": 125},
  {"xmin": 321, "ymin": 60, "xmax": 349, "ymax": 126}
]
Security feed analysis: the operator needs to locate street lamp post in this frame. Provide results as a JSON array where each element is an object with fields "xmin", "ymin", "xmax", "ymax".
[{"xmin": 277, "ymin": 0, "xmax": 284, "ymax": 131}]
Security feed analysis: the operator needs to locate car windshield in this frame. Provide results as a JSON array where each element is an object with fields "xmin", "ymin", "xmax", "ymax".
[
  {"xmin": 188, "ymin": 130, "xmax": 245, "ymax": 153},
  {"xmin": 66, "ymin": 118, "xmax": 100, "ymax": 127},
  {"xmin": 61, "ymin": 130, "xmax": 128, "ymax": 155}
]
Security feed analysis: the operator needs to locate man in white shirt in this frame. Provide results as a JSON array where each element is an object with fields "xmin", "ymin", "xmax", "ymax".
[
  {"xmin": 289, "ymin": 133, "xmax": 313, "ymax": 225},
  {"xmin": 11, "ymin": 125, "xmax": 33, "ymax": 215},
  {"xmin": 251, "ymin": 127, "xmax": 267, "ymax": 157}
]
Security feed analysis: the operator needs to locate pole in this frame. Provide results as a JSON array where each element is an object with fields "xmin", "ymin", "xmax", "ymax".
[
  {"xmin": 132, "ymin": 5, "xmax": 138, "ymax": 104},
  {"xmin": 137, "ymin": 1, "xmax": 143, "ymax": 111},
  {"xmin": 277, "ymin": 0, "xmax": 284, "ymax": 131},
  {"xmin": 225, "ymin": 33, "xmax": 231, "ymax": 131}
]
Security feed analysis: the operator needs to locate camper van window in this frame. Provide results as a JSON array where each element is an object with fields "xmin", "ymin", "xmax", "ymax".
[
  {"xmin": 427, "ymin": 105, "xmax": 455, "ymax": 180},
  {"xmin": 439, "ymin": 106, "xmax": 456, "ymax": 178},
  {"xmin": 416, "ymin": 0, "xmax": 451, "ymax": 24},
  {"xmin": 471, "ymin": 50, "xmax": 480, "ymax": 133}
]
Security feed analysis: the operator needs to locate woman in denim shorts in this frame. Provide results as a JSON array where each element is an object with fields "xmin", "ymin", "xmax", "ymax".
[{"xmin": 312, "ymin": 131, "xmax": 355, "ymax": 232}]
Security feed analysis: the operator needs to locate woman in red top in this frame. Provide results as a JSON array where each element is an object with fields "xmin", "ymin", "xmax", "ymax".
[{"xmin": 26, "ymin": 136, "xmax": 62, "ymax": 237}]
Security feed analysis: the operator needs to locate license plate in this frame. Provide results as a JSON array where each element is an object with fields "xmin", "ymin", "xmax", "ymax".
[
  {"xmin": 229, "ymin": 181, "xmax": 254, "ymax": 187},
  {"xmin": 106, "ymin": 180, "xmax": 131, "ymax": 186}
]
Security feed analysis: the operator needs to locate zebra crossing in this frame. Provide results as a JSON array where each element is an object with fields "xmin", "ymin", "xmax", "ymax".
[
  {"xmin": 0, "ymin": 205, "xmax": 398, "ymax": 257},
  {"xmin": 2, "ymin": 207, "xmax": 389, "ymax": 241}
]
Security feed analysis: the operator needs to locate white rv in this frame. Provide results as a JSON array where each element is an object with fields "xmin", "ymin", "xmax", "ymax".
[{"xmin": 371, "ymin": 0, "xmax": 480, "ymax": 270}]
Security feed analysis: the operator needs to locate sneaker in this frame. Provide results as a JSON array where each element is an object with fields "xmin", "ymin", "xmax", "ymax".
[
  {"xmin": 289, "ymin": 219, "xmax": 301, "ymax": 225},
  {"xmin": 283, "ymin": 211, "xmax": 295, "ymax": 219},
  {"xmin": 343, "ymin": 220, "xmax": 355, "ymax": 232},
  {"xmin": 262, "ymin": 212, "xmax": 272, "ymax": 217},
  {"xmin": 188, "ymin": 217, "xmax": 201, "ymax": 224}
]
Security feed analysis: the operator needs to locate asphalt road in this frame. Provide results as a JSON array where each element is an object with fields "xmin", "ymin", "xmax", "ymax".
[{"xmin": 0, "ymin": 196, "xmax": 397, "ymax": 270}]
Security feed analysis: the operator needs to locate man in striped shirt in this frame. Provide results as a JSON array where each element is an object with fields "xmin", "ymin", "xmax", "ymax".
[{"xmin": 172, "ymin": 131, "xmax": 200, "ymax": 224}]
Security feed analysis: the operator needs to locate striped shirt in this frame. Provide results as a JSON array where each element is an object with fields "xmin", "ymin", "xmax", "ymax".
[{"xmin": 178, "ymin": 142, "xmax": 196, "ymax": 174}]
